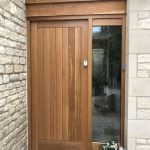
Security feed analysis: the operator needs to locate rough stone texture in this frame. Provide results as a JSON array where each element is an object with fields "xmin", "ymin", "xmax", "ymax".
[
  {"xmin": 0, "ymin": 0, "xmax": 27, "ymax": 150},
  {"xmin": 127, "ymin": 1, "xmax": 150, "ymax": 150}
]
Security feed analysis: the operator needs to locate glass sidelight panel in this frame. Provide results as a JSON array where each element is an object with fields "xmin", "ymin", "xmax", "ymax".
[{"xmin": 92, "ymin": 26, "xmax": 122, "ymax": 143}]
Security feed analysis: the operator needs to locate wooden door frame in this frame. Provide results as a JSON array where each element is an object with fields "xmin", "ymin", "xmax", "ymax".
[
  {"xmin": 91, "ymin": 17, "xmax": 126, "ymax": 147},
  {"xmin": 27, "ymin": 14, "xmax": 126, "ymax": 150}
]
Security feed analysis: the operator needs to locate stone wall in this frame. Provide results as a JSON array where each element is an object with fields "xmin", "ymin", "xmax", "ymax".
[
  {"xmin": 127, "ymin": 0, "xmax": 150, "ymax": 150},
  {"xmin": 0, "ymin": 0, "xmax": 27, "ymax": 149}
]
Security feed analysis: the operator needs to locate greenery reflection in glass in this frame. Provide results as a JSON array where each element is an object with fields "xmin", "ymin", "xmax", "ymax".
[{"xmin": 92, "ymin": 26, "xmax": 122, "ymax": 143}]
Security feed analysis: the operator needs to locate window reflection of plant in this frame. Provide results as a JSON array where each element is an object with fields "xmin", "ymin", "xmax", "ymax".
[{"xmin": 92, "ymin": 26, "xmax": 122, "ymax": 96}]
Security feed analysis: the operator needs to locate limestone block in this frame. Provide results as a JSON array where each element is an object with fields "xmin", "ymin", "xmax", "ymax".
[
  {"xmin": 0, "ymin": 84, "xmax": 6, "ymax": 92},
  {"xmin": 0, "ymin": 37, "xmax": 7, "ymax": 46},
  {"xmin": 20, "ymin": 57, "xmax": 26, "ymax": 64},
  {"xmin": 9, "ymin": 122, "xmax": 16, "ymax": 132},
  {"xmin": 128, "ymin": 120, "xmax": 150, "ymax": 138},
  {"xmin": 3, "ymin": 118, "xmax": 12, "ymax": 126},
  {"xmin": 5, "ymin": 65, "xmax": 13, "ymax": 73},
  {"xmin": 7, "ymin": 94, "xmax": 18, "ymax": 102},
  {"xmin": 128, "ymin": 97, "xmax": 137, "ymax": 119},
  {"xmin": 10, "ymin": 31, "xmax": 18, "ymax": 41},
  {"xmin": 4, "ymin": 104, "xmax": 11, "ymax": 112},
  {"xmin": 137, "ymin": 109, "xmax": 150, "ymax": 119},
  {"xmin": 137, "ymin": 145, "xmax": 150, "ymax": 150},
  {"xmin": 3, "ymin": 75, "xmax": 9, "ymax": 83},
  {"xmin": 139, "ymin": 11, "xmax": 150, "ymax": 19},
  {"xmin": 128, "ymin": 138, "xmax": 136, "ymax": 150},
  {"xmin": 139, "ymin": 18, "xmax": 150, "ymax": 29},
  {"xmin": 138, "ymin": 63, "xmax": 150, "ymax": 70},
  {"xmin": 128, "ymin": 54, "xmax": 137, "ymax": 77},
  {"xmin": 5, "ymin": 56, "xmax": 12, "ymax": 64},
  {"xmin": 0, "ymin": 15, "xmax": 5, "ymax": 25},
  {"xmin": 138, "ymin": 55, "xmax": 150, "ymax": 63},
  {"xmin": 9, "ymin": 108, "xmax": 15, "ymax": 116},
  {"xmin": 0, "ymin": 46, "xmax": 5, "ymax": 54},
  {"xmin": 147, "ymin": 140, "xmax": 150, "ymax": 144},
  {"xmin": 9, "ymin": 89, "xmax": 17, "ymax": 95},
  {"xmin": 3, "ymin": 90, "xmax": 9, "ymax": 98},
  {"xmin": 0, "ymin": 75, "xmax": 2, "ymax": 84},
  {"xmin": 14, "ymin": 65, "xmax": 24, "ymax": 73},
  {"xmin": 137, "ymin": 139, "xmax": 147, "ymax": 144},
  {"xmin": 138, "ymin": 97, "xmax": 150, "ymax": 109},
  {"xmin": 128, "ymin": 0, "xmax": 150, "ymax": 11},
  {"xmin": 10, "ymin": 2, "xmax": 17, "ymax": 15},
  {"xmin": 138, "ymin": 71, "xmax": 149, "ymax": 78},
  {"xmin": 13, "ymin": 56, "xmax": 19, "ymax": 64},
  {"xmin": 0, "ymin": 99, "xmax": 6, "ymax": 107},
  {"xmin": 10, "ymin": 74, "xmax": 19, "ymax": 82},
  {"xmin": 128, "ymin": 78, "xmax": 150, "ymax": 96},
  {"xmin": 6, "ymin": 48, "xmax": 14, "ymax": 55},
  {"xmin": 14, "ymin": 49, "xmax": 24, "ymax": 56},
  {"xmin": 129, "ymin": 30, "xmax": 150, "ymax": 53},
  {"xmin": 0, "ymin": 65, "xmax": 5, "ymax": 73},
  {"xmin": 0, "ymin": 55, "xmax": 6, "ymax": 64},
  {"xmin": 0, "ymin": 133, "xmax": 3, "ymax": 141},
  {"xmin": 8, "ymin": 40, "xmax": 17, "ymax": 48},
  {"xmin": 0, "ymin": 27, "xmax": 10, "ymax": 38}
]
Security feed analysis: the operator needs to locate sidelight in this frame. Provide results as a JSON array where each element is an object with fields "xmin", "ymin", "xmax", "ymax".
[{"xmin": 92, "ymin": 26, "xmax": 122, "ymax": 143}]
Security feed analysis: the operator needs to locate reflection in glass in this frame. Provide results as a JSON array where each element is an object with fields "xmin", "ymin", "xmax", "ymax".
[{"xmin": 92, "ymin": 26, "xmax": 122, "ymax": 143}]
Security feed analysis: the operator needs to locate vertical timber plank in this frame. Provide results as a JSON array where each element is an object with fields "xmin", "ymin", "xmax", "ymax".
[
  {"xmin": 68, "ymin": 27, "xmax": 75, "ymax": 141},
  {"xmin": 56, "ymin": 28, "xmax": 63, "ymax": 140},
  {"xmin": 87, "ymin": 18, "xmax": 92, "ymax": 150},
  {"xmin": 27, "ymin": 20, "xmax": 31, "ymax": 150},
  {"xmin": 75, "ymin": 28, "xmax": 81, "ymax": 141},
  {"xmin": 37, "ymin": 28, "xmax": 44, "ymax": 139},
  {"xmin": 121, "ymin": 16, "xmax": 126, "ymax": 147},
  {"xmin": 31, "ymin": 22, "xmax": 38, "ymax": 150},
  {"xmin": 49, "ymin": 28, "xmax": 54, "ymax": 140},
  {"xmin": 51, "ymin": 28, "xmax": 57, "ymax": 140},
  {"xmin": 81, "ymin": 22, "xmax": 88, "ymax": 150},
  {"xmin": 43, "ymin": 28, "xmax": 51, "ymax": 139},
  {"xmin": 62, "ymin": 28, "xmax": 69, "ymax": 141}
]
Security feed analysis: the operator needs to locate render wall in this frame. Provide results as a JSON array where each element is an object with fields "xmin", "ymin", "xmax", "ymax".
[
  {"xmin": 0, "ymin": 0, "xmax": 27, "ymax": 149},
  {"xmin": 127, "ymin": 0, "xmax": 150, "ymax": 150}
]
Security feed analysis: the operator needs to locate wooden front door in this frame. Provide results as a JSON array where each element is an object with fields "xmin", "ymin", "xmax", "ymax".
[{"xmin": 30, "ymin": 20, "xmax": 89, "ymax": 150}]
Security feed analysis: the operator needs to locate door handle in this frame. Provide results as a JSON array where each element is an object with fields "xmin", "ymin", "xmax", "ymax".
[{"xmin": 84, "ymin": 59, "xmax": 88, "ymax": 68}]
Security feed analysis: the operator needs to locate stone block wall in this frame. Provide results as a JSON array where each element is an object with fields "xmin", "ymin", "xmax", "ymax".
[
  {"xmin": 0, "ymin": 0, "xmax": 27, "ymax": 149},
  {"xmin": 127, "ymin": 0, "xmax": 150, "ymax": 150}
]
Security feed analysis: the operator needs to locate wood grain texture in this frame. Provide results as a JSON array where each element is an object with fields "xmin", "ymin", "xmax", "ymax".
[
  {"xmin": 81, "ymin": 21, "xmax": 88, "ymax": 150},
  {"xmin": 93, "ymin": 19, "xmax": 122, "ymax": 26},
  {"xmin": 31, "ymin": 22, "xmax": 38, "ymax": 150},
  {"xmin": 68, "ymin": 27, "xmax": 75, "ymax": 141},
  {"xmin": 27, "ymin": 14, "xmax": 126, "ymax": 22},
  {"xmin": 27, "ymin": 20, "xmax": 32, "ymax": 150},
  {"xmin": 87, "ymin": 18, "xmax": 92, "ymax": 150},
  {"xmin": 26, "ymin": 0, "xmax": 126, "ymax": 4},
  {"xmin": 56, "ymin": 28, "xmax": 63, "ymax": 141},
  {"xmin": 26, "ymin": 1, "xmax": 126, "ymax": 17},
  {"xmin": 37, "ymin": 28, "xmax": 44, "ymax": 140},
  {"xmin": 120, "ymin": 16, "xmax": 126, "ymax": 147},
  {"xmin": 62, "ymin": 28, "xmax": 69, "ymax": 141},
  {"xmin": 39, "ymin": 141, "xmax": 81, "ymax": 150},
  {"xmin": 43, "ymin": 28, "xmax": 50, "ymax": 139},
  {"xmin": 51, "ymin": 28, "xmax": 57, "ymax": 140},
  {"xmin": 31, "ymin": 20, "xmax": 88, "ymax": 150},
  {"xmin": 75, "ymin": 28, "xmax": 81, "ymax": 141}
]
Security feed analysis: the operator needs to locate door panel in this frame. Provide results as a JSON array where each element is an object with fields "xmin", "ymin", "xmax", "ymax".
[{"xmin": 30, "ymin": 20, "xmax": 88, "ymax": 150}]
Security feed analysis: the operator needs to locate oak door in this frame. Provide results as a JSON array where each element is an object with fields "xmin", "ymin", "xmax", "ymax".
[{"xmin": 30, "ymin": 20, "xmax": 89, "ymax": 150}]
